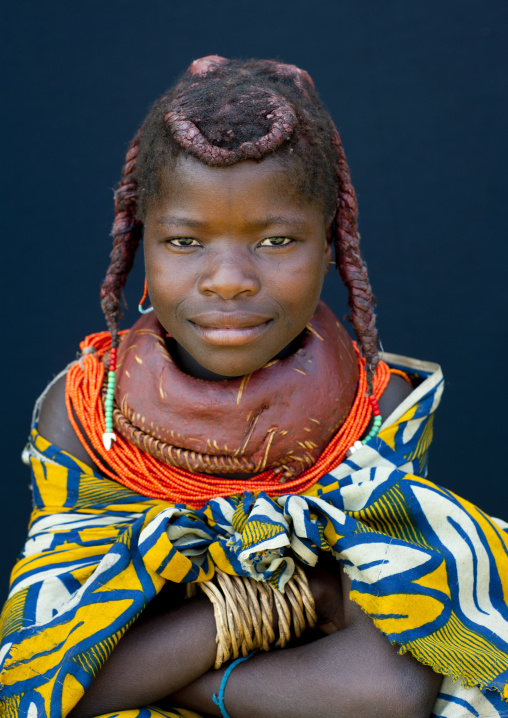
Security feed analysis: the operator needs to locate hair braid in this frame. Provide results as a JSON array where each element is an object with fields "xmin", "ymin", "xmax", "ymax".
[
  {"xmin": 332, "ymin": 130, "xmax": 379, "ymax": 391},
  {"xmin": 100, "ymin": 128, "xmax": 144, "ymax": 345},
  {"xmin": 164, "ymin": 89, "xmax": 297, "ymax": 166}
]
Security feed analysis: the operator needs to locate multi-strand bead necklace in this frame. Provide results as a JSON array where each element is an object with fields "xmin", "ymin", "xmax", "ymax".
[{"xmin": 65, "ymin": 330, "xmax": 391, "ymax": 508}]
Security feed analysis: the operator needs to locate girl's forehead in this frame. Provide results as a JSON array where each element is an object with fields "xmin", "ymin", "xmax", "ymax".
[
  {"xmin": 163, "ymin": 153, "xmax": 298, "ymax": 192},
  {"xmin": 148, "ymin": 154, "xmax": 325, "ymax": 221}
]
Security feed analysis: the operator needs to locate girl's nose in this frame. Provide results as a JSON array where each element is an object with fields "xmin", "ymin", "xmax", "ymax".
[{"xmin": 197, "ymin": 252, "xmax": 261, "ymax": 299}]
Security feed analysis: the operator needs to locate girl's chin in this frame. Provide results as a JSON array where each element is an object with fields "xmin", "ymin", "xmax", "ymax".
[
  {"xmin": 195, "ymin": 352, "xmax": 273, "ymax": 379},
  {"xmin": 167, "ymin": 336, "xmax": 274, "ymax": 381}
]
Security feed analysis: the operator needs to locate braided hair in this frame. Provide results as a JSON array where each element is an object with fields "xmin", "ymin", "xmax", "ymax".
[{"xmin": 100, "ymin": 55, "xmax": 379, "ymax": 388}]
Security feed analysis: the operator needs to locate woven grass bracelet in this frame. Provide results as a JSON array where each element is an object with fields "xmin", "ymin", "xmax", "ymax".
[{"xmin": 189, "ymin": 565, "xmax": 317, "ymax": 669}]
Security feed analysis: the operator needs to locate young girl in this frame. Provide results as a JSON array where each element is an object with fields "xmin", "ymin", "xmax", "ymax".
[{"xmin": 1, "ymin": 56, "xmax": 507, "ymax": 718}]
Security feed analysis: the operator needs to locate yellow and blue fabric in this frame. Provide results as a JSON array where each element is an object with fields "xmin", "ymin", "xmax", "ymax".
[{"xmin": 0, "ymin": 352, "xmax": 507, "ymax": 718}]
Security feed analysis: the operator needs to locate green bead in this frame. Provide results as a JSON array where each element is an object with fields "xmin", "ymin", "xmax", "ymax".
[{"xmin": 108, "ymin": 370, "xmax": 116, "ymax": 378}]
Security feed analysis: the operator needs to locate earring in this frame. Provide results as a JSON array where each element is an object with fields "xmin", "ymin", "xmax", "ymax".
[{"xmin": 138, "ymin": 277, "xmax": 154, "ymax": 314}]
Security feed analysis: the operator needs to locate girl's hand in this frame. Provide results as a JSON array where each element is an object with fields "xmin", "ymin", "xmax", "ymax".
[{"xmin": 306, "ymin": 560, "xmax": 346, "ymax": 634}]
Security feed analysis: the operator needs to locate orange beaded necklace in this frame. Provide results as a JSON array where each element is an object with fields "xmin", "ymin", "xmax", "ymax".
[{"xmin": 65, "ymin": 330, "xmax": 390, "ymax": 509}]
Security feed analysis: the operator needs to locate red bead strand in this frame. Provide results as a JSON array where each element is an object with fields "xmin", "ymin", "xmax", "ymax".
[{"xmin": 65, "ymin": 331, "xmax": 391, "ymax": 508}]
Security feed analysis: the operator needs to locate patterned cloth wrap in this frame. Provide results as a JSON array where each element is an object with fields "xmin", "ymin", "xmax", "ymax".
[{"xmin": 1, "ymin": 352, "xmax": 507, "ymax": 718}]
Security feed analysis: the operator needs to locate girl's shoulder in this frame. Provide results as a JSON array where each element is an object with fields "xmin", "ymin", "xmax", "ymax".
[
  {"xmin": 37, "ymin": 372, "xmax": 98, "ymax": 470},
  {"xmin": 378, "ymin": 372, "xmax": 413, "ymax": 418}
]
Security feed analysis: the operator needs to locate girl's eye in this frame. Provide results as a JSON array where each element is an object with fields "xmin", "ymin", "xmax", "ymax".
[
  {"xmin": 168, "ymin": 238, "xmax": 200, "ymax": 247},
  {"xmin": 259, "ymin": 236, "xmax": 293, "ymax": 247}
]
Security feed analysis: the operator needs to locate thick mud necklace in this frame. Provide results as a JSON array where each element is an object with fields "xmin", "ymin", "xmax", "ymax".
[{"xmin": 66, "ymin": 301, "xmax": 390, "ymax": 507}]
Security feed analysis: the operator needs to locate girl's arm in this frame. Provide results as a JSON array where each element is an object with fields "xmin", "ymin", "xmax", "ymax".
[
  {"xmin": 67, "ymin": 591, "xmax": 217, "ymax": 717},
  {"xmin": 69, "ymin": 562, "xmax": 440, "ymax": 718},
  {"xmin": 65, "ymin": 565, "xmax": 333, "ymax": 717},
  {"xmin": 168, "ymin": 571, "xmax": 442, "ymax": 718}
]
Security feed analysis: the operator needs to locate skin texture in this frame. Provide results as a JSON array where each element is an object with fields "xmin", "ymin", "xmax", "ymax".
[
  {"xmin": 142, "ymin": 155, "xmax": 333, "ymax": 379},
  {"xmin": 38, "ymin": 157, "xmax": 441, "ymax": 717}
]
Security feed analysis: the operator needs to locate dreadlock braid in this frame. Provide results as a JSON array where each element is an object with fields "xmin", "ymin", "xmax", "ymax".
[
  {"xmin": 100, "ymin": 129, "xmax": 144, "ymax": 346},
  {"xmin": 332, "ymin": 130, "xmax": 379, "ymax": 391},
  {"xmin": 164, "ymin": 89, "xmax": 297, "ymax": 166},
  {"xmin": 101, "ymin": 55, "xmax": 379, "ymax": 390}
]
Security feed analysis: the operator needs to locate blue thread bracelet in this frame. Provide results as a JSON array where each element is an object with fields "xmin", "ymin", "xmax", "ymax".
[{"xmin": 212, "ymin": 653, "xmax": 254, "ymax": 718}]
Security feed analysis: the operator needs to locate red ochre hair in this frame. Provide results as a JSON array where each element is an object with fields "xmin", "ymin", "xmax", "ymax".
[{"xmin": 100, "ymin": 55, "xmax": 379, "ymax": 388}]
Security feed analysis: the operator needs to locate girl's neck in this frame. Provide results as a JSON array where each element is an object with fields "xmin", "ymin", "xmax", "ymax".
[{"xmin": 168, "ymin": 335, "xmax": 304, "ymax": 381}]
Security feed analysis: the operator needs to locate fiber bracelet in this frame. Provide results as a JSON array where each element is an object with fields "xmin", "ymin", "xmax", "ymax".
[{"xmin": 212, "ymin": 653, "xmax": 255, "ymax": 718}]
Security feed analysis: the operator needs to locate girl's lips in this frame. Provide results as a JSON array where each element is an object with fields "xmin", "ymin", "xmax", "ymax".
[{"xmin": 190, "ymin": 320, "xmax": 272, "ymax": 346}]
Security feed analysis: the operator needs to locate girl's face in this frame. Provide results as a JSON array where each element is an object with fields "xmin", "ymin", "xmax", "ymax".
[{"xmin": 143, "ymin": 154, "xmax": 332, "ymax": 378}]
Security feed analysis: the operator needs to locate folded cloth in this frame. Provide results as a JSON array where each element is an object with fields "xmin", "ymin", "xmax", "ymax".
[{"xmin": 1, "ymin": 353, "xmax": 507, "ymax": 718}]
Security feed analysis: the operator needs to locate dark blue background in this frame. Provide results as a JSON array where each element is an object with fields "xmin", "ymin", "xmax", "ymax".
[{"xmin": 1, "ymin": 0, "xmax": 507, "ymax": 594}]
